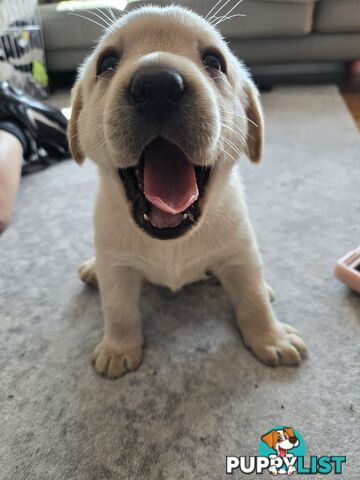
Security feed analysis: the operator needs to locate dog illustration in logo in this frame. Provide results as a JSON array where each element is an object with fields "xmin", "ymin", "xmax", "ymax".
[{"xmin": 261, "ymin": 427, "xmax": 299, "ymax": 475}]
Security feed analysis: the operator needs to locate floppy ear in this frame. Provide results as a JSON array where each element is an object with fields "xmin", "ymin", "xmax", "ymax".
[
  {"xmin": 261, "ymin": 430, "xmax": 277, "ymax": 448},
  {"xmin": 284, "ymin": 427, "xmax": 295, "ymax": 438},
  {"xmin": 68, "ymin": 81, "xmax": 85, "ymax": 165},
  {"xmin": 244, "ymin": 80, "xmax": 264, "ymax": 164}
]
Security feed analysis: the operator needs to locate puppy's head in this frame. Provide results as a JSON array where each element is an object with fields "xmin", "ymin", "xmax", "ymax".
[
  {"xmin": 69, "ymin": 6, "xmax": 263, "ymax": 240},
  {"xmin": 261, "ymin": 428, "xmax": 299, "ymax": 457}
]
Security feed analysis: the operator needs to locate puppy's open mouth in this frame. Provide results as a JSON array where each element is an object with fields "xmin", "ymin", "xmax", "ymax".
[
  {"xmin": 118, "ymin": 136, "xmax": 211, "ymax": 239},
  {"xmin": 278, "ymin": 447, "xmax": 287, "ymax": 458}
]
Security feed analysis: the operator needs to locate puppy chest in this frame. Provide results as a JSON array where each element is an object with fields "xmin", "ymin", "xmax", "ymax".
[{"xmin": 141, "ymin": 256, "xmax": 209, "ymax": 291}]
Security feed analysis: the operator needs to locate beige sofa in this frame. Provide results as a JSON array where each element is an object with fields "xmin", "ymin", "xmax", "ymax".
[{"xmin": 40, "ymin": 0, "xmax": 360, "ymax": 72}]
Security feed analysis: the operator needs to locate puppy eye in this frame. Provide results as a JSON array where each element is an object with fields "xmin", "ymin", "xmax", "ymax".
[
  {"xmin": 97, "ymin": 52, "xmax": 120, "ymax": 77},
  {"xmin": 203, "ymin": 52, "xmax": 225, "ymax": 73}
]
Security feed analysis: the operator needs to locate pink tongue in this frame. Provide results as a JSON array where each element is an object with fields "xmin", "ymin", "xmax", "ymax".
[
  {"xmin": 279, "ymin": 448, "xmax": 286, "ymax": 458},
  {"xmin": 144, "ymin": 137, "xmax": 198, "ymax": 215}
]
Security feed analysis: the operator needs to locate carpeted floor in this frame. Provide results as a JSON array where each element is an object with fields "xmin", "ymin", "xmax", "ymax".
[{"xmin": 1, "ymin": 86, "xmax": 359, "ymax": 479}]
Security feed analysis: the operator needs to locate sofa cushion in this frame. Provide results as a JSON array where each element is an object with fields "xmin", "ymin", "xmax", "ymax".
[
  {"xmin": 230, "ymin": 32, "xmax": 360, "ymax": 64},
  {"xmin": 41, "ymin": 0, "xmax": 316, "ymax": 55},
  {"xmin": 125, "ymin": 0, "xmax": 316, "ymax": 38},
  {"xmin": 315, "ymin": 0, "xmax": 360, "ymax": 34}
]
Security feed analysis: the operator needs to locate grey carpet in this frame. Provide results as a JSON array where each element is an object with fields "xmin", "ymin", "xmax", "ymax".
[{"xmin": 1, "ymin": 86, "xmax": 359, "ymax": 479}]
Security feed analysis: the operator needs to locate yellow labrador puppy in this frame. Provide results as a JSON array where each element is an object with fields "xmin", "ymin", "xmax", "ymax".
[{"xmin": 69, "ymin": 5, "xmax": 307, "ymax": 378}]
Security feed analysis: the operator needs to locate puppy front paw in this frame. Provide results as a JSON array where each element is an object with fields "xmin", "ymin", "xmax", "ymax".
[
  {"xmin": 287, "ymin": 465, "xmax": 296, "ymax": 476},
  {"xmin": 244, "ymin": 323, "xmax": 307, "ymax": 367},
  {"xmin": 93, "ymin": 340, "xmax": 143, "ymax": 378},
  {"xmin": 79, "ymin": 257, "xmax": 98, "ymax": 287},
  {"xmin": 268, "ymin": 465, "xmax": 278, "ymax": 475}
]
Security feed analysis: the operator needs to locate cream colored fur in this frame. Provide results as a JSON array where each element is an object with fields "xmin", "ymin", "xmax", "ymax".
[{"xmin": 70, "ymin": 6, "xmax": 307, "ymax": 378}]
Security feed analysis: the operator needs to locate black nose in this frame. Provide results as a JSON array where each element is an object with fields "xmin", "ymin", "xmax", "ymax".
[
  {"xmin": 289, "ymin": 437, "xmax": 297, "ymax": 445},
  {"xmin": 129, "ymin": 66, "xmax": 185, "ymax": 116}
]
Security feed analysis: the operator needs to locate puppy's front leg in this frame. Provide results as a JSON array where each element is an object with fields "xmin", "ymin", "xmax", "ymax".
[
  {"xmin": 214, "ymin": 249, "xmax": 307, "ymax": 367},
  {"xmin": 93, "ymin": 261, "xmax": 143, "ymax": 378}
]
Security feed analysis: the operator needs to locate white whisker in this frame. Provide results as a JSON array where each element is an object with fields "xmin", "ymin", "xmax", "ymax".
[
  {"xmin": 221, "ymin": 122, "xmax": 247, "ymax": 146},
  {"xmin": 217, "ymin": 144, "xmax": 237, "ymax": 162},
  {"xmin": 222, "ymin": 108, "xmax": 259, "ymax": 128},
  {"xmin": 220, "ymin": 135, "xmax": 242, "ymax": 157},
  {"xmin": 212, "ymin": 13, "xmax": 246, "ymax": 27},
  {"xmin": 69, "ymin": 12, "xmax": 107, "ymax": 31},
  {"xmin": 105, "ymin": 6, "xmax": 117, "ymax": 22},
  {"xmin": 204, "ymin": 0, "xmax": 227, "ymax": 20},
  {"xmin": 207, "ymin": 0, "xmax": 232, "ymax": 23},
  {"xmin": 221, "ymin": 0, "xmax": 245, "ymax": 20},
  {"xmin": 94, "ymin": 7, "xmax": 113, "ymax": 26},
  {"xmin": 83, "ymin": 8, "xmax": 112, "ymax": 27},
  {"xmin": 93, "ymin": 138, "xmax": 108, "ymax": 153},
  {"xmin": 212, "ymin": 0, "xmax": 243, "ymax": 27}
]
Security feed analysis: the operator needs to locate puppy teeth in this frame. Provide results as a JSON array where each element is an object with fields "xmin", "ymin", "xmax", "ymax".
[
  {"xmin": 183, "ymin": 213, "xmax": 188, "ymax": 220},
  {"xmin": 143, "ymin": 213, "xmax": 149, "ymax": 221}
]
